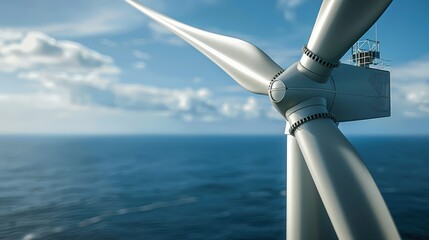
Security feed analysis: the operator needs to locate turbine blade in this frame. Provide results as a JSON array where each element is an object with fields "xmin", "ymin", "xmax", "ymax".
[
  {"xmin": 293, "ymin": 118, "xmax": 400, "ymax": 240},
  {"xmin": 287, "ymin": 135, "xmax": 337, "ymax": 240},
  {"xmin": 300, "ymin": 0, "xmax": 392, "ymax": 79},
  {"xmin": 126, "ymin": 0, "xmax": 282, "ymax": 95}
]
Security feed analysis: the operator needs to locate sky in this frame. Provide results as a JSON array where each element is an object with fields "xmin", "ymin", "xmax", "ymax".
[{"xmin": 0, "ymin": 0, "xmax": 428, "ymax": 135}]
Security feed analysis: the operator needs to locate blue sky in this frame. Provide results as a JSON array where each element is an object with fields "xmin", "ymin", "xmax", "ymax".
[{"xmin": 0, "ymin": 0, "xmax": 428, "ymax": 135}]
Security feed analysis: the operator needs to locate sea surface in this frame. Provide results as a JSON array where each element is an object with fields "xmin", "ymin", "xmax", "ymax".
[{"xmin": 0, "ymin": 135, "xmax": 428, "ymax": 240}]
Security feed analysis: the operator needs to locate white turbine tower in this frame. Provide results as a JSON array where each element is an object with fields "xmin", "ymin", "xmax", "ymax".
[{"xmin": 126, "ymin": 0, "xmax": 401, "ymax": 239}]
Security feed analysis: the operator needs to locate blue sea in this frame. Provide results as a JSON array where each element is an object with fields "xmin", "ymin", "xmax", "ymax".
[{"xmin": 0, "ymin": 135, "xmax": 428, "ymax": 240}]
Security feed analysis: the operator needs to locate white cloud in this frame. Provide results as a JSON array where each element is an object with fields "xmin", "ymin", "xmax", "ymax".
[
  {"xmin": 242, "ymin": 97, "xmax": 261, "ymax": 118},
  {"xmin": 0, "ymin": 0, "xmax": 223, "ymax": 40},
  {"xmin": 219, "ymin": 97, "xmax": 280, "ymax": 121},
  {"xmin": 392, "ymin": 57, "xmax": 429, "ymax": 82},
  {"xmin": 127, "ymin": 22, "xmax": 186, "ymax": 47},
  {"xmin": 132, "ymin": 50, "xmax": 150, "ymax": 70},
  {"xmin": 0, "ymin": 93, "xmax": 66, "ymax": 110},
  {"xmin": 0, "ymin": 0, "xmax": 163, "ymax": 38},
  {"xmin": 277, "ymin": 0, "xmax": 305, "ymax": 22},
  {"xmin": 0, "ymin": 29, "xmax": 24, "ymax": 43},
  {"xmin": 147, "ymin": 22, "xmax": 185, "ymax": 46},
  {"xmin": 0, "ymin": 31, "xmax": 118, "ymax": 74},
  {"xmin": 34, "ymin": 10, "xmax": 140, "ymax": 38},
  {"xmin": 133, "ymin": 61, "xmax": 147, "ymax": 70},
  {"xmin": 193, "ymin": 77, "xmax": 202, "ymax": 84},
  {"xmin": 133, "ymin": 50, "xmax": 151, "ymax": 60},
  {"xmin": 100, "ymin": 39, "xmax": 118, "ymax": 48},
  {"xmin": 0, "ymin": 29, "xmax": 281, "ymax": 123},
  {"xmin": 16, "ymin": 69, "xmax": 220, "ymax": 122},
  {"xmin": 112, "ymin": 85, "xmax": 220, "ymax": 121},
  {"xmin": 392, "ymin": 82, "xmax": 429, "ymax": 117},
  {"xmin": 391, "ymin": 56, "xmax": 429, "ymax": 117}
]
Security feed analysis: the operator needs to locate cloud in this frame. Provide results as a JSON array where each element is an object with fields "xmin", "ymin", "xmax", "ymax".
[
  {"xmin": 100, "ymin": 39, "xmax": 118, "ymax": 48},
  {"xmin": 19, "ymin": 70, "xmax": 219, "ymax": 121},
  {"xmin": 147, "ymin": 22, "xmax": 185, "ymax": 46},
  {"xmin": 18, "ymin": 70, "xmax": 277, "ymax": 122},
  {"xmin": 0, "ymin": 0, "xmax": 224, "ymax": 39},
  {"xmin": 126, "ymin": 22, "xmax": 186, "ymax": 47},
  {"xmin": 392, "ymin": 57, "xmax": 429, "ymax": 82},
  {"xmin": 0, "ymin": 30, "xmax": 118, "ymax": 74},
  {"xmin": 0, "ymin": 1, "xmax": 149, "ymax": 38},
  {"xmin": 220, "ymin": 97, "xmax": 262, "ymax": 119},
  {"xmin": 133, "ymin": 62, "xmax": 147, "ymax": 70},
  {"xmin": 391, "ymin": 56, "xmax": 429, "ymax": 117},
  {"xmin": 0, "ymin": 29, "xmax": 281, "ymax": 123},
  {"xmin": 132, "ymin": 50, "xmax": 150, "ymax": 70},
  {"xmin": 277, "ymin": 0, "xmax": 305, "ymax": 22},
  {"xmin": 391, "ymin": 82, "xmax": 429, "ymax": 117},
  {"xmin": 133, "ymin": 50, "xmax": 151, "ymax": 60},
  {"xmin": 0, "ymin": 93, "xmax": 66, "ymax": 110},
  {"xmin": 404, "ymin": 86, "xmax": 429, "ymax": 113},
  {"xmin": 112, "ymin": 85, "xmax": 219, "ymax": 121},
  {"xmin": 34, "ymin": 9, "xmax": 141, "ymax": 38},
  {"xmin": 18, "ymin": 69, "xmax": 277, "ymax": 122}
]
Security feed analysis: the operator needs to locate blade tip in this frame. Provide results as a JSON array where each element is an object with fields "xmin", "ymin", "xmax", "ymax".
[{"xmin": 125, "ymin": 0, "xmax": 138, "ymax": 5}]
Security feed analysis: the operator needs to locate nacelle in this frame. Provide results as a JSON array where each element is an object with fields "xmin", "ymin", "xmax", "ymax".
[{"xmin": 269, "ymin": 62, "xmax": 390, "ymax": 122}]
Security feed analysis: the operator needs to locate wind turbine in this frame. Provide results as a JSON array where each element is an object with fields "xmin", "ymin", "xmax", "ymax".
[{"xmin": 126, "ymin": 0, "xmax": 401, "ymax": 239}]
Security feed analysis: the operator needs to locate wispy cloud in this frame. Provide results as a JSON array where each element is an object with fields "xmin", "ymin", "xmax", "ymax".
[
  {"xmin": 132, "ymin": 50, "xmax": 150, "ymax": 70},
  {"xmin": 127, "ymin": 21, "xmax": 186, "ymax": 47},
  {"xmin": 277, "ymin": 0, "xmax": 306, "ymax": 22},
  {"xmin": 133, "ymin": 50, "xmax": 151, "ymax": 60},
  {"xmin": 147, "ymin": 22, "xmax": 186, "ymax": 46},
  {"xmin": 0, "ymin": 0, "xmax": 223, "ymax": 39},
  {"xmin": 100, "ymin": 39, "xmax": 118, "ymax": 48},
  {"xmin": 0, "ymin": 30, "xmax": 118, "ymax": 73},
  {"xmin": 34, "ymin": 10, "xmax": 141, "ymax": 38},
  {"xmin": 0, "ymin": 29, "xmax": 280, "ymax": 122},
  {"xmin": 133, "ymin": 62, "xmax": 147, "ymax": 70},
  {"xmin": 392, "ymin": 57, "xmax": 429, "ymax": 81},
  {"xmin": 0, "ymin": 1, "xmax": 148, "ymax": 38},
  {"xmin": 391, "ymin": 55, "xmax": 429, "ymax": 117}
]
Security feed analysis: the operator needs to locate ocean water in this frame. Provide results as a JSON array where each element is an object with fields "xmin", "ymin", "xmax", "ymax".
[{"xmin": 0, "ymin": 135, "xmax": 428, "ymax": 240}]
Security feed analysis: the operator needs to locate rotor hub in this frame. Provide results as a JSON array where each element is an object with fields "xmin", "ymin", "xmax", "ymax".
[
  {"xmin": 268, "ymin": 62, "xmax": 336, "ymax": 119},
  {"xmin": 269, "ymin": 80, "xmax": 286, "ymax": 103}
]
